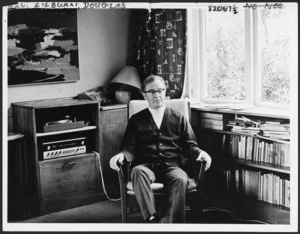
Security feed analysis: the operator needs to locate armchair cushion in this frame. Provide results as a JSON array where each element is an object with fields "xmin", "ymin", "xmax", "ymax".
[
  {"xmin": 126, "ymin": 178, "xmax": 197, "ymax": 194},
  {"xmin": 126, "ymin": 182, "xmax": 164, "ymax": 195}
]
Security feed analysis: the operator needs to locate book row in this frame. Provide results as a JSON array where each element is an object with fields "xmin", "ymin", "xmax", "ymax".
[
  {"xmin": 198, "ymin": 112, "xmax": 290, "ymax": 141},
  {"xmin": 222, "ymin": 169, "xmax": 290, "ymax": 208},
  {"xmin": 229, "ymin": 135, "xmax": 290, "ymax": 167}
]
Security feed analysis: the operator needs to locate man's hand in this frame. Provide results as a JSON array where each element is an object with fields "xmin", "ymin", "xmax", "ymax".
[
  {"xmin": 109, "ymin": 153, "xmax": 125, "ymax": 171},
  {"xmin": 196, "ymin": 151, "xmax": 212, "ymax": 171}
]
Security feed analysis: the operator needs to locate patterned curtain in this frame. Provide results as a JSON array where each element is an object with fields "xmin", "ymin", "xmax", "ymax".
[{"xmin": 135, "ymin": 9, "xmax": 187, "ymax": 99}]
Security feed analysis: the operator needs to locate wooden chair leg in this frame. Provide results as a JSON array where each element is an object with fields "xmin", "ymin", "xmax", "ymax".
[{"xmin": 121, "ymin": 195, "xmax": 127, "ymax": 223}]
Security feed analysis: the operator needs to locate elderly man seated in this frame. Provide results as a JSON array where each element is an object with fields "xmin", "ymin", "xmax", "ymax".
[{"xmin": 110, "ymin": 75, "xmax": 211, "ymax": 223}]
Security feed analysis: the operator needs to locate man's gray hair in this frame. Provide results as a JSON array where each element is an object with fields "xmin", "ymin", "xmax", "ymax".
[{"xmin": 142, "ymin": 75, "xmax": 166, "ymax": 92}]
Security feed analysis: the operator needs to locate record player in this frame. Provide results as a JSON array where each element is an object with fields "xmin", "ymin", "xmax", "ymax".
[{"xmin": 43, "ymin": 118, "xmax": 85, "ymax": 133}]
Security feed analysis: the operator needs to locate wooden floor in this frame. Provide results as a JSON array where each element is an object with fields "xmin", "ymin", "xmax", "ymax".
[
  {"xmin": 5, "ymin": 199, "xmax": 276, "ymax": 233},
  {"xmin": 12, "ymin": 199, "xmax": 272, "ymax": 224},
  {"xmin": 18, "ymin": 200, "xmax": 143, "ymax": 223}
]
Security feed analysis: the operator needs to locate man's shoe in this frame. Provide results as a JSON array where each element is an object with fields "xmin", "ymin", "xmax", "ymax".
[{"xmin": 146, "ymin": 214, "xmax": 160, "ymax": 223}]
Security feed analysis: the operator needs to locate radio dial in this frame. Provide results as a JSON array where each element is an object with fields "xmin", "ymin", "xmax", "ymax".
[{"xmin": 42, "ymin": 137, "xmax": 87, "ymax": 160}]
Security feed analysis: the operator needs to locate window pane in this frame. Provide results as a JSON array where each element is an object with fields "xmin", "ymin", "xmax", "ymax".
[
  {"xmin": 206, "ymin": 11, "xmax": 245, "ymax": 101},
  {"xmin": 258, "ymin": 8, "xmax": 291, "ymax": 104}
]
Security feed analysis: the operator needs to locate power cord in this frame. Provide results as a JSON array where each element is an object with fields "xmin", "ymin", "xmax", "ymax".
[
  {"xmin": 203, "ymin": 206, "xmax": 270, "ymax": 224},
  {"xmin": 93, "ymin": 151, "xmax": 121, "ymax": 202}
]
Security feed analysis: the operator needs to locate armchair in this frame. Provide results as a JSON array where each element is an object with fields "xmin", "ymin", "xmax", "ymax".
[{"xmin": 117, "ymin": 99, "xmax": 206, "ymax": 223}]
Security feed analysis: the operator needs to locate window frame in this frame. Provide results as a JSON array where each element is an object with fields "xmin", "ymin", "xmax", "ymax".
[{"xmin": 187, "ymin": 7, "xmax": 293, "ymax": 110}]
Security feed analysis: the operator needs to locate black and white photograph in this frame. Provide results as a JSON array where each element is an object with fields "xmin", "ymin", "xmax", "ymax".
[{"xmin": 2, "ymin": 1, "xmax": 298, "ymax": 233}]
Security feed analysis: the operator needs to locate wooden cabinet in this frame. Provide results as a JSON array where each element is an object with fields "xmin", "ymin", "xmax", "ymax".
[
  {"xmin": 39, "ymin": 153, "xmax": 102, "ymax": 214},
  {"xmin": 8, "ymin": 135, "xmax": 31, "ymax": 221},
  {"xmin": 39, "ymin": 153, "xmax": 100, "ymax": 196},
  {"xmin": 12, "ymin": 98, "xmax": 104, "ymax": 217},
  {"xmin": 191, "ymin": 107, "xmax": 290, "ymax": 224},
  {"xmin": 98, "ymin": 104, "xmax": 128, "ymax": 196}
]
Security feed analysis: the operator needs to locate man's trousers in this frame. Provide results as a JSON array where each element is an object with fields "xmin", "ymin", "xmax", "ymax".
[{"xmin": 131, "ymin": 163, "xmax": 189, "ymax": 223}]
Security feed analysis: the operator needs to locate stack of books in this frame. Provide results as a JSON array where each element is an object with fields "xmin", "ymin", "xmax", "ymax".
[
  {"xmin": 200, "ymin": 112, "xmax": 232, "ymax": 130},
  {"xmin": 227, "ymin": 116, "xmax": 261, "ymax": 134},
  {"xmin": 260, "ymin": 121, "xmax": 290, "ymax": 140}
]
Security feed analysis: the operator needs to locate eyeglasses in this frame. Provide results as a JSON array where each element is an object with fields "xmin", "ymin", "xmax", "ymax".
[{"xmin": 143, "ymin": 89, "xmax": 165, "ymax": 95}]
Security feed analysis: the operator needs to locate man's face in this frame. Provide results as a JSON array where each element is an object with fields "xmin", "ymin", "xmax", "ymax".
[{"xmin": 143, "ymin": 79, "xmax": 166, "ymax": 110}]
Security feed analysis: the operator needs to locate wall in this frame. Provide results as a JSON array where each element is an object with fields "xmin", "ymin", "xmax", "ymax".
[{"xmin": 7, "ymin": 9, "xmax": 137, "ymax": 130}]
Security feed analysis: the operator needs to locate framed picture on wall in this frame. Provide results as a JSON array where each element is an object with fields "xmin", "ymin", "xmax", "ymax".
[{"xmin": 7, "ymin": 9, "xmax": 79, "ymax": 86}]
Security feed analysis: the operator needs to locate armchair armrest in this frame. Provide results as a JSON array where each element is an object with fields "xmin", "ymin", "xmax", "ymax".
[
  {"xmin": 195, "ymin": 161, "xmax": 206, "ymax": 199},
  {"xmin": 118, "ymin": 161, "xmax": 131, "ymax": 179},
  {"xmin": 117, "ymin": 161, "xmax": 132, "ymax": 187},
  {"xmin": 117, "ymin": 162, "xmax": 131, "ymax": 202},
  {"xmin": 197, "ymin": 161, "xmax": 206, "ymax": 183}
]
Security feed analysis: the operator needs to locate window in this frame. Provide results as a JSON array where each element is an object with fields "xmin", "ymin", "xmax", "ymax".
[
  {"xmin": 206, "ymin": 10, "xmax": 245, "ymax": 102},
  {"xmin": 256, "ymin": 8, "xmax": 291, "ymax": 105},
  {"xmin": 187, "ymin": 4, "xmax": 297, "ymax": 109}
]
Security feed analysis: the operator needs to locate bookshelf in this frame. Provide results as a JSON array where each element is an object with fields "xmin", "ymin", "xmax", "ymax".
[{"xmin": 191, "ymin": 108, "xmax": 290, "ymax": 224}]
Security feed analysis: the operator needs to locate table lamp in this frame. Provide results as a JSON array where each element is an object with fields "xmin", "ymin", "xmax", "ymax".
[{"xmin": 110, "ymin": 66, "xmax": 142, "ymax": 104}]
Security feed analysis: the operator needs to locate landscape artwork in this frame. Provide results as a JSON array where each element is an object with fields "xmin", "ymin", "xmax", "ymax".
[{"xmin": 7, "ymin": 9, "xmax": 79, "ymax": 86}]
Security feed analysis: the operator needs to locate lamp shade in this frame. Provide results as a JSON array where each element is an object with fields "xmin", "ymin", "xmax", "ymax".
[{"xmin": 110, "ymin": 66, "xmax": 141, "ymax": 90}]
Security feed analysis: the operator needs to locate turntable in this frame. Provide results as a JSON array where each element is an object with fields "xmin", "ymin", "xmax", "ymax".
[{"xmin": 44, "ymin": 119, "xmax": 85, "ymax": 132}]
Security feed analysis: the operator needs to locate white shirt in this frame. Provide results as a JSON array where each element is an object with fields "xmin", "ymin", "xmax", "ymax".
[{"xmin": 148, "ymin": 105, "xmax": 166, "ymax": 129}]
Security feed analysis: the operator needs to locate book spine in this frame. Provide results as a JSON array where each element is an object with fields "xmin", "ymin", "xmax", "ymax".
[
  {"xmin": 235, "ymin": 169, "xmax": 239, "ymax": 193},
  {"xmin": 286, "ymin": 144, "xmax": 290, "ymax": 167},
  {"xmin": 257, "ymin": 171, "xmax": 261, "ymax": 200},
  {"xmin": 276, "ymin": 175, "xmax": 280, "ymax": 205},
  {"xmin": 229, "ymin": 135, "xmax": 233, "ymax": 158},
  {"xmin": 242, "ymin": 169, "xmax": 245, "ymax": 195},
  {"xmin": 282, "ymin": 180, "xmax": 286, "ymax": 206},
  {"xmin": 201, "ymin": 118, "xmax": 224, "ymax": 125},
  {"xmin": 241, "ymin": 136, "xmax": 245, "ymax": 160},
  {"xmin": 235, "ymin": 135, "xmax": 238, "ymax": 158},
  {"xmin": 261, "ymin": 141, "xmax": 265, "ymax": 163},
  {"xmin": 200, "ymin": 112, "xmax": 224, "ymax": 120},
  {"xmin": 279, "ymin": 178, "xmax": 282, "ymax": 206},
  {"xmin": 239, "ymin": 169, "xmax": 243, "ymax": 195},
  {"xmin": 280, "ymin": 144, "xmax": 284, "ymax": 166},
  {"xmin": 200, "ymin": 121, "xmax": 225, "ymax": 130},
  {"xmin": 249, "ymin": 137, "xmax": 254, "ymax": 161},
  {"xmin": 253, "ymin": 138, "xmax": 257, "ymax": 162},
  {"xmin": 258, "ymin": 140, "xmax": 262, "ymax": 162},
  {"xmin": 258, "ymin": 174, "xmax": 264, "ymax": 201},
  {"xmin": 274, "ymin": 142, "xmax": 278, "ymax": 165},
  {"xmin": 245, "ymin": 170, "xmax": 248, "ymax": 196},
  {"xmin": 286, "ymin": 180, "xmax": 290, "ymax": 208},
  {"xmin": 263, "ymin": 174, "xmax": 267, "ymax": 202},
  {"xmin": 270, "ymin": 143, "xmax": 274, "ymax": 164},
  {"xmin": 245, "ymin": 136, "xmax": 249, "ymax": 160},
  {"xmin": 268, "ymin": 174, "xmax": 273, "ymax": 204},
  {"xmin": 274, "ymin": 175, "xmax": 277, "ymax": 205}
]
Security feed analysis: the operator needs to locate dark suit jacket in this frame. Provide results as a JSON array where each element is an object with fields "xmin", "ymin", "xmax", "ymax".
[{"xmin": 120, "ymin": 107, "xmax": 202, "ymax": 168}]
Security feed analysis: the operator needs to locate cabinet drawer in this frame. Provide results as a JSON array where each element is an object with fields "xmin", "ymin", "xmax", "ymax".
[{"xmin": 39, "ymin": 153, "xmax": 100, "ymax": 198}]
